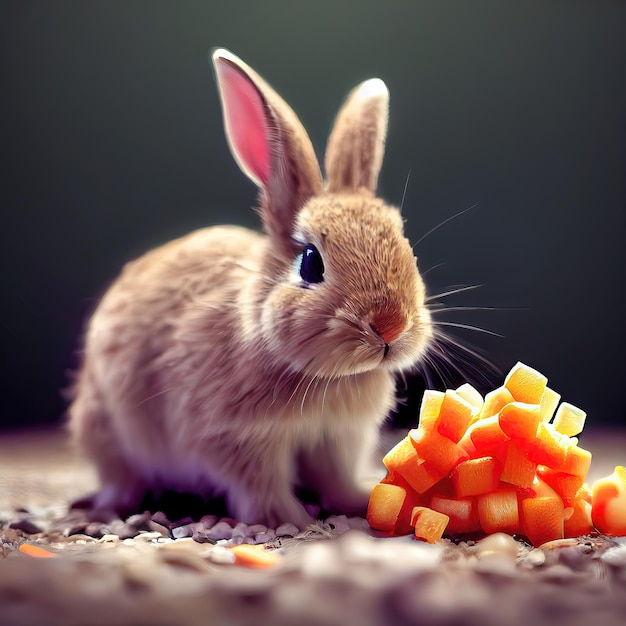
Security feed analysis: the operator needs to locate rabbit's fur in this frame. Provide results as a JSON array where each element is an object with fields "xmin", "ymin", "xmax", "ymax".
[{"xmin": 69, "ymin": 49, "xmax": 432, "ymax": 527}]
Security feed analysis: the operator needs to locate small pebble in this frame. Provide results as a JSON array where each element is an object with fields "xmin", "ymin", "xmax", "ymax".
[
  {"xmin": 122, "ymin": 538, "xmax": 136, "ymax": 547},
  {"xmin": 172, "ymin": 525, "xmax": 192, "ymax": 539},
  {"xmin": 98, "ymin": 534, "xmax": 121, "ymax": 543},
  {"xmin": 526, "ymin": 548, "xmax": 546, "ymax": 567},
  {"xmin": 136, "ymin": 531, "xmax": 163, "ymax": 542},
  {"xmin": 347, "ymin": 517, "xmax": 370, "ymax": 531},
  {"xmin": 125, "ymin": 512, "xmax": 152, "ymax": 529},
  {"xmin": 200, "ymin": 515, "xmax": 218, "ymax": 530},
  {"xmin": 557, "ymin": 546, "xmax": 594, "ymax": 572},
  {"xmin": 601, "ymin": 544, "xmax": 626, "ymax": 568},
  {"xmin": 231, "ymin": 523, "xmax": 249, "ymax": 542},
  {"xmin": 207, "ymin": 545, "xmax": 237, "ymax": 565},
  {"xmin": 475, "ymin": 533, "xmax": 520, "ymax": 559},
  {"xmin": 276, "ymin": 523, "xmax": 299, "ymax": 537},
  {"xmin": 206, "ymin": 521, "xmax": 234, "ymax": 541},
  {"xmin": 255, "ymin": 530, "xmax": 276, "ymax": 544},
  {"xmin": 191, "ymin": 525, "xmax": 213, "ymax": 544},
  {"xmin": 150, "ymin": 511, "xmax": 171, "ymax": 527},
  {"xmin": 325, "ymin": 515, "xmax": 351, "ymax": 535},
  {"xmin": 248, "ymin": 524, "xmax": 267, "ymax": 535},
  {"xmin": 147, "ymin": 520, "xmax": 171, "ymax": 538}
]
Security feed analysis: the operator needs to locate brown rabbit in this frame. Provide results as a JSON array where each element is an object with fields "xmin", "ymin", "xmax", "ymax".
[{"xmin": 69, "ymin": 49, "xmax": 433, "ymax": 528}]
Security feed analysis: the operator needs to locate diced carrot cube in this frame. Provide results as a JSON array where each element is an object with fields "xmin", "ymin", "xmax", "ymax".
[
  {"xmin": 561, "ymin": 445, "xmax": 592, "ymax": 479},
  {"xmin": 230, "ymin": 544, "xmax": 282, "ymax": 569},
  {"xmin": 521, "ymin": 496, "xmax": 565, "ymax": 546},
  {"xmin": 367, "ymin": 483, "xmax": 407, "ymax": 532},
  {"xmin": 468, "ymin": 416, "xmax": 510, "ymax": 452},
  {"xmin": 528, "ymin": 422, "xmax": 569, "ymax": 469},
  {"xmin": 591, "ymin": 466, "xmax": 626, "ymax": 536},
  {"xmin": 563, "ymin": 498, "xmax": 593, "ymax": 537},
  {"xmin": 382, "ymin": 436, "xmax": 418, "ymax": 472},
  {"xmin": 527, "ymin": 475, "xmax": 561, "ymax": 499},
  {"xmin": 18, "ymin": 544, "xmax": 57, "ymax": 559},
  {"xmin": 552, "ymin": 402, "xmax": 587, "ymax": 437},
  {"xmin": 500, "ymin": 442, "xmax": 537, "ymax": 489},
  {"xmin": 477, "ymin": 487, "xmax": 519, "ymax": 534},
  {"xmin": 455, "ymin": 383, "xmax": 484, "ymax": 412},
  {"xmin": 411, "ymin": 506, "xmax": 450, "ymax": 543},
  {"xmin": 537, "ymin": 466, "xmax": 583, "ymax": 505},
  {"xmin": 436, "ymin": 390, "xmax": 476, "ymax": 442},
  {"xmin": 418, "ymin": 390, "xmax": 445, "ymax": 432},
  {"xmin": 409, "ymin": 427, "xmax": 469, "ymax": 475},
  {"xmin": 382, "ymin": 437, "xmax": 444, "ymax": 494},
  {"xmin": 429, "ymin": 495, "xmax": 481, "ymax": 535},
  {"xmin": 576, "ymin": 483, "xmax": 592, "ymax": 504},
  {"xmin": 539, "ymin": 387, "xmax": 561, "ymax": 422},
  {"xmin": 504, "ymin": 362, "xmax": 548, "ymax": 405},
  {"xmin": 452, "ymin": 457, "xmax": 500, "ymax": 497},
  {"xmin": 407, "ymin": 459, "xmax": 444, "ymax": 494},
  {"xmin": 457, "ymin": 429, "xmax": 478, "ymax": 457},
  {"xmin": 396, "ymin": 477, "xmax": 424, "ymax": 536},
  {"xmin": 498, "ymin": 402, "xmax": 542, "ymax": 442},
  {"xmin": 478, "ymin": 386, "xmax": 515, "ymax": 420}
]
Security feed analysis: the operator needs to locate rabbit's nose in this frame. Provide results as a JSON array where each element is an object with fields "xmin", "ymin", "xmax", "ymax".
[{"xmin": 369, "ymin": 310, "xmax": 405, "ymax": 345}]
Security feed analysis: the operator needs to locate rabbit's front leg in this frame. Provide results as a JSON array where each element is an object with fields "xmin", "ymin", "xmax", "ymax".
[
  {"xmin": 300, "ymin": 422, "xmax": 384, "ymax": 517},
  {"xmin": 220, "ymin": 437, "xmax": 315, "ymax": 529}
]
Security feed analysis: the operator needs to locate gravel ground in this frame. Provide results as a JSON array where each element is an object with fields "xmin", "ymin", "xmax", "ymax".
[{"xmin": 1, "ymin": 427, "xmax": 625, "ymax": 626}]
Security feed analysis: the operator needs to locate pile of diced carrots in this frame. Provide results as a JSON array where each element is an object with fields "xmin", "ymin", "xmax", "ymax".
[{"xmin": 367, "ymin": 362, "xmax": 626, "ymax": 546}]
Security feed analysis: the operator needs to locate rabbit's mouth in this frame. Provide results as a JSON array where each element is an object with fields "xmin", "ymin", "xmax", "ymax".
[{"xmin": 291, "ymin": 312, "xmax": 431, "ymax": 379}]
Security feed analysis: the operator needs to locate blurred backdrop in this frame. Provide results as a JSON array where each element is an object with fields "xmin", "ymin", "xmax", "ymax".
[{"xmin": 2, "ymin": 1, "xmax": 625, "ymax": 431}]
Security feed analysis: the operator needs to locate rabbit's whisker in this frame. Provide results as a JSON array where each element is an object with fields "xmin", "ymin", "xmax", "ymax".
[
  {"xmin": 425, "ymin": 284, "xmax": 483, "ymax": 301},
  {"xmin": 412, "ymin": 204, "xmax": 476, "ymax": 250},
  {"xmin": 432, "ymin": 320, "xmax": 504, "ymax": 338}
]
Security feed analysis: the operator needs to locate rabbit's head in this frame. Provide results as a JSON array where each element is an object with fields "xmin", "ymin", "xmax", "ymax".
[{"xmin": 213, "ymin": 49, "xmax": 431, "ymax": 379}]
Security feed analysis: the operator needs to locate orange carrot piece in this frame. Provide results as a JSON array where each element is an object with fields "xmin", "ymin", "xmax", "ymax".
[
  {"xmin": 18, "ymin": 544, "xmax": 57, "ymax": 559},
  {"xmin": 411, "ymin": 506, "xmax": 450, "ymax": 543},
  {"xmin": 455, "ymin": 383, "xmax": 484, "ymax": 413},
  {"xmin": 591, "ymin": 466, "xmax": 626, "ymax": 536},
  {"xmin": 468, "ymin": 416, "xmax": 510, "ymax": 452},
  {"xmin": 479, "ymin": 386, "xmax": 515, "ymax": 420},
  {"xmin": 576, "ymin": 483, "xmax": 592, "ymax": 504},
  {"xmin": 230, "ymin": 544, "xmax": 282, "ymax": 569},
  {"xmin": 528, "ymin": 422, "xmax": 568, "ymax": 469},
  {"xmin": 521, "ymin": 495, "xmax": 565, "ymax": 546},
  {"xmin": 367, "ymin": 483, "xmax": 408, "ymax": 532},
  {"xmin": 498, "ymin": 402, "xmax": 542, "ymax": 442},
  {"xmin": 504, "ymin": 362, "xmax": 547, "ymax": 405},
  {"xmin": 418, "ymin": 390, "xmax": 445, "ymax": 432},
  {"xmin": 477, "ymin": 487, "xmax": 519, "ymax": 534},
  {"xmin": 563, "ymin": 497, "xmax": 594, "ymax": 537},
  {"xmin": 429, "ymin": 495, "xmax": 480, "ymax": 535},
  {"xmin": 552, "ymin": 402, "xmax": 586, "ymax": 437},
  {"xmin": 436, "ymin": 390, "xmax": 476, "ymax": 442},
  {"xmin": 452, "ymin": 457, "xmax": 500, "ymax": 497},
  {"xmin": 538, "ymin": 387, "xmax": 561, "ymax": 422},
  {"xmin": 537, "ymin": 467, "xmax": 583, "ymax": 505},
  {"xmin": 500, "ymin": 442, "xmax": 537, "ymax": 489},
  {"xmin": 561, "ymin": 445, "xmax": 592, "ymax": 479},
  {"xmin": 409, "ymin": 427, "xmax": 469, "ymax": 475}
]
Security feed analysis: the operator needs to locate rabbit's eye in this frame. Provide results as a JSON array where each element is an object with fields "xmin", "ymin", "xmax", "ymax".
[{"xmin": 299, "ymin": 244, "xmax": 325, "ymax": 284}]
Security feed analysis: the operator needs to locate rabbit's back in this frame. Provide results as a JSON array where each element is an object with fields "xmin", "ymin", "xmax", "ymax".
[{"xmin": 71, "ymin": 226, "xmax": 266, "ymax": 473}]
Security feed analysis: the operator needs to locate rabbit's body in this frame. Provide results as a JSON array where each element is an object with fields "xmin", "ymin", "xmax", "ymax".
[{"xmin": 70, "ymin": 50, "xmax": 432, "ymax": 527}]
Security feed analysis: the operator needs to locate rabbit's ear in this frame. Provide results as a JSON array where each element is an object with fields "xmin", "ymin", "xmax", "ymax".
[
  {"xmin": 324, "ymin": 78, "xmax": 389, "ymax": 194},
  {"xmin": 212, "ymin": 49, "xmax": 323, "ymax": 250}
]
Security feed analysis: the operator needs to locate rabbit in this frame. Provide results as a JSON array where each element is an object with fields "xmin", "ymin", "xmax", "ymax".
[{"xmin": 68, "ymin": 48, "xmax": 433, "ymax": 529}]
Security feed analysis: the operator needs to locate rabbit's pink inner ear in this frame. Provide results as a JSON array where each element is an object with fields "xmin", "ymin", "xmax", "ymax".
[{"xmin": 216, "ymin": 60, "xmax": 271, "ymax": 186}]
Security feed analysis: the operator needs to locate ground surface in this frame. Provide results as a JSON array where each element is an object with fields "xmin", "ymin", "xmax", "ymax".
[{"xmin": 1, "ymin": 427, "xmax": 625, "ymax": 626}]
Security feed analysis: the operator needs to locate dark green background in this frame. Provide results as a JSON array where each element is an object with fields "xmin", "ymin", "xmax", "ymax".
[{"xmin": 2, "ymin": 1, "xmax": 625, "ymax": 430}]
